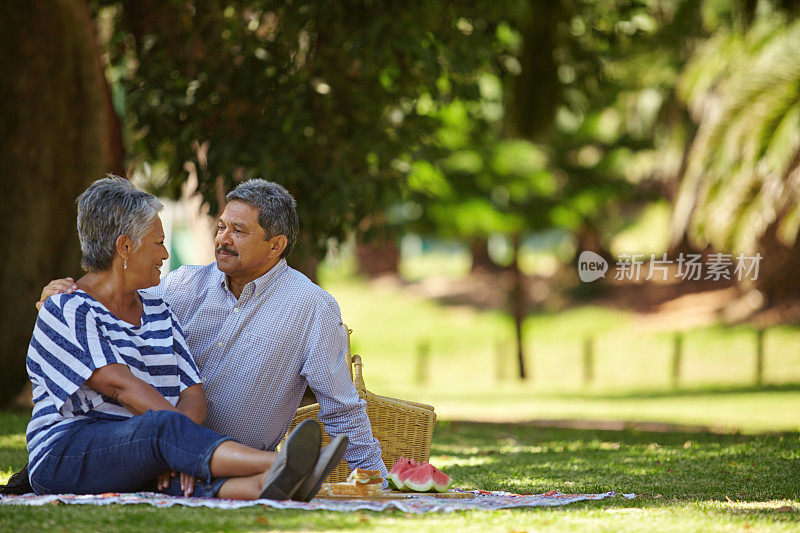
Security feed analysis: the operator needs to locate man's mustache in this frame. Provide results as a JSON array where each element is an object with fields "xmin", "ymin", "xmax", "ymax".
[{"xmin": 216, "ymin": 246, "xmax": 239, "ymax": 256}]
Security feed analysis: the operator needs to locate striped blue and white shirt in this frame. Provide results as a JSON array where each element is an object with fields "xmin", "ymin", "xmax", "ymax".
[
  {"xmin": 25, "ymin": 290, "xmax": 202, "ymax": 478},
  {"xmin": 146, "ymin": 259, "xmax": 387, "ymax": 476}
]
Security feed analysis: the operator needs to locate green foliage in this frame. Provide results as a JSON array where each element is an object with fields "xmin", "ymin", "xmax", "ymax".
[
  {"xmin": 100, "ymin": 0, "xmax": 500, "ymax": 257},
  {"xmin": 543, "ymin": 0, "xmax": 707, "ymax": 248},
  {"xmin": 675, "ymin": 13, "xmax": 800, "ymax": 252},
  {"xmin": 403, "ymin": 0, "xmax": 711, "ymax": 253}
]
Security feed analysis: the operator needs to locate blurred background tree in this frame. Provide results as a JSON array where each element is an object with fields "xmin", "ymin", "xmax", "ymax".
[
  {"xmin": 0, "ymin": 0, "xmax": 123, "ymax": 407},
  {"xmin": 99, "ymin": 0, "xmax": 501, "ymax": 277},
  {"xmin": 4, "ymin": 0, "xmax": 800, "ymax": 404},
  {"xmin": 400, "ymin": 0, "xmax": 708, "ymax": 376},
  {"xmin": 672, "ymin": 4, "xmax": 800, "ymax": 302}
]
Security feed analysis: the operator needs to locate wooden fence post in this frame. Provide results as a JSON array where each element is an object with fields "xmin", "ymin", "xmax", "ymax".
[
  {"xmin": 672, "ymin": 332, "xmax": 683, "ymax": 388},
  {"xmin": 755, "ymin": 329, "xmax": 764, "ymax": 386},
  {"xmin": 583, "ymin": 336, "xmax": 594, "ymax": 386}
]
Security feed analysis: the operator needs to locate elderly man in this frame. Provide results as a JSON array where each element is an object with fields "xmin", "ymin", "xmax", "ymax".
[{"xmin": 37, "ymin": 179, "xmax": 387, "ymax": 482}]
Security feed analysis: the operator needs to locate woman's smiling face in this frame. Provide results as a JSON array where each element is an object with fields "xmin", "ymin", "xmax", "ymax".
[{"xmin": 126, "ymin": 216, "xmax": 169, "ymax": 289}]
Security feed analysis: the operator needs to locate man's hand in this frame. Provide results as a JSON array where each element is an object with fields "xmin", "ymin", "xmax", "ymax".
[
  {"xmin": 156, "ymin": 470, "xmax": 196, "ymax": 497},
  {"xmin": 36, "ymin": 277, "xmax": 77, "ymax": 310}
]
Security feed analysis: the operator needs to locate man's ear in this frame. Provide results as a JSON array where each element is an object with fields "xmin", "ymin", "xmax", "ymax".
[{"xmin": 268, "ymin": 235, "xmax": 288, "ymax": 257}]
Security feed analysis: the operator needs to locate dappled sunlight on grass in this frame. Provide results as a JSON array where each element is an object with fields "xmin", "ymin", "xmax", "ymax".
[
  {"xmin": 1, "ymin": 468, "xmax": 14, "ymax": 485},
  {"xmin": 423, "ymin": 391, "xmax": 800, "ymax": 433},
  {"xmin": 429, "ymin": 421, "xmax": 800, "ymax": 500},
  {"xmin": 0, "ymin": 434, "xmax": 25, "ymax": 448},
  {"xmin": 432, "ymin": 455, "xmax": 495, "ymax": 468},
  {"xmin": 711, "ymin": 500, "xmax": 798, "ymax": 512},
  {"xmin": 1, "ymin": 413, "xmax": 799, "ymax": 531},
  {"xmin": 2, "ymin": 277, "xmax": 798, "ymax": 529}
]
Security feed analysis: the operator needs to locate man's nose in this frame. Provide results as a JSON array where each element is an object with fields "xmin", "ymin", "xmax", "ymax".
[{"xmin": 217, "ymin": 228, "xmax": 233, "ymax": 247}]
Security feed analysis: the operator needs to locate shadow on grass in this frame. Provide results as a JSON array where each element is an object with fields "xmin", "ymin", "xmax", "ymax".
[
  {"xmin": 431, "ymin": 421, "xmax": 800, "ymax": 501},
  {"xmin": 428, "ymin": 382, "xmax": 800, "ymax": 404},
  {"xmin": 2, "ymin": 413, "xmax": 799, "ymax": 527},
  {"xmin": 1, "ymin": 413, "xmax": 799, "ymax": 531},
  {"xmin": 579, "ymin": 382, "xmax": 800, "ymax": 401},
  {"xmin": 0, "ymin": 412, "xmax": 29, "ymax": 475}
]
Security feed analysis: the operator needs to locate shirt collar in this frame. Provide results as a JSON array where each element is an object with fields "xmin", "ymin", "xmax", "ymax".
[{"xmin": 215, "ymin": 258, "xmax": 288, "ymax": 300}]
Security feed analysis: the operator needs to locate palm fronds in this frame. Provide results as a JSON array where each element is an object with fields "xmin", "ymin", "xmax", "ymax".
[{"xmin": 673, "ymin": 16, "xmax": 800, "ymax": 252}]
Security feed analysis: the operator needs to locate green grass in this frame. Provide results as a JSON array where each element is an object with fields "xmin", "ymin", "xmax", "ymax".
[
  {"xmin": 2, "ymin": 413, "xmax": 799, "ymax": 531},
  {"xmin": 405, "ymin": 385, "xmax": 800, "ymax": 434},
  {"xmin": 316, "ymin": 274, "xmax": 800, "ymax": 432},
  {"xmin": 5, "ymin": 272, "xmax": 800, "ymax": 529}
]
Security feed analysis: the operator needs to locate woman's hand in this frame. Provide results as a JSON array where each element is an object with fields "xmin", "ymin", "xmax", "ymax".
[
  {"xmin": 36, "ymin": 277, "xmax": 77, "ymax": 310},
  {"xmin": 179, "ymin": 472, "xmax": 196, "ymax": 497},
  {"xmin": 156, "ymin": 470, "xmax": 196, "ymax": 497}
]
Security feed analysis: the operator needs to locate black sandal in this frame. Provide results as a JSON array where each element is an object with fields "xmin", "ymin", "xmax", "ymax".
[
  {"xmin": 294, "ymin": 434, "xmax": 349, "ymax": 501},
  {"xmin": 258, "ymin": 420, "xmax": 321, "ymax": 500}
]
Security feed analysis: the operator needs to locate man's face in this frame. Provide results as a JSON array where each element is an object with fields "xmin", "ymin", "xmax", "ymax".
[{"xmin": 214, "ymin": 200, "xmax": 274, "ymax": 280}]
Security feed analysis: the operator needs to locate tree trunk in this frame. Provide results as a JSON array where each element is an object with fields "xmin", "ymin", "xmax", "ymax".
[
  {"xmin": 507, "ymin": 0, "xmax": 560, "ymax": 141},
  {"xmin": 0, "ymin": 0, "xmax": 122, "ymax": 407},
  {"xmin": 356, "ymin": 237, "xmax": 400, "ymax": 278},
  {"xmin": 575, "ymin": 223, "xmax": 613, "ymax": 263},
  {"xmin": 754, "ymin": 222, "xmax": 800, "ymax": 304},
  {"xmin": 508, "ymin": 233, "xmax": 527, "ymax": 379},
  {"xmin": 469, "ymin": 237, "xmax": 503, "ymax": 273}
]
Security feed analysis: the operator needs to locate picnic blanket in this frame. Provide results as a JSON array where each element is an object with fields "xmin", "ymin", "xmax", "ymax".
[{"xmin": 0, "ymin": 490, "xmax": 635, "ymax": 513}]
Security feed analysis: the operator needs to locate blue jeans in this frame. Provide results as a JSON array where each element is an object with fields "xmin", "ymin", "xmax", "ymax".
[{"xmin": 29, "ymin": 410, "xmax": 232, "ymax": 498}]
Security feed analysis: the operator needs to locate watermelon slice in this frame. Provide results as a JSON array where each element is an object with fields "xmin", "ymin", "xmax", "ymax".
[
  {"xmin": 431, "ymin": 465, "xmax": 453, "ymax": 493},
  {"xmin": 386, "ymin": 456, "xmax": 419, "ymax": 490},
  {"xmin": 399, "ymin": 463, "xmax": 453, "ymax": 492},
  {"xmin": 399, "ymin": 463, "xmax": 436, "ymax": 492}
]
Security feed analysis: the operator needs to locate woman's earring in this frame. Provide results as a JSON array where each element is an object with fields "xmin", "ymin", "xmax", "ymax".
[{"xmin": 123, "ymin": 259, "xmax": 127, "ymax": 270}]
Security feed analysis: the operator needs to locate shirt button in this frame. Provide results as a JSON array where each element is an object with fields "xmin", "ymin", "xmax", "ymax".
[
  {"xmin": 217, "ymin": 342, "xmax": 223, "ymax": 348},
  {"xmin": 233, "ymin": 307, "xmax": 240, "ymax": 313}
]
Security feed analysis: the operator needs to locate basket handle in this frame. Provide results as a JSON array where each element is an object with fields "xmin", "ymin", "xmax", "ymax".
[
  {"xmin": 343, "ymin": 323, "xmax": 354, "ymax": 381},
  {"xmin": 352, "ymin": 354, "xmax": 366, "ymax": 392},
  {"xmin": 343, "ymin": 323, "xmax": 366, "ymax": 392}
]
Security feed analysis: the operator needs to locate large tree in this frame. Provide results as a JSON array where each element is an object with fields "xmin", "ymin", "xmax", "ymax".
[
  {"xmin": 0, "ymin": 0, "xmax": 123, "ymax": 406},
  {"xmin": 100, "ymin": 0, "xmax": 493, "ymax": 277}
]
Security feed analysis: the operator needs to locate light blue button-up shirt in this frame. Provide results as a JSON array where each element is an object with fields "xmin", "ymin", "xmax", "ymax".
[{"xmin": 146, "ymin": 259, "xmax": 387, "ymax": 475}]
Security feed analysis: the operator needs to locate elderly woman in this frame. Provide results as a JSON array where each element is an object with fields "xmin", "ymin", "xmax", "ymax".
[{"xmin": 26, "ymin": 176, "xmax": 340, "ymax": 500}]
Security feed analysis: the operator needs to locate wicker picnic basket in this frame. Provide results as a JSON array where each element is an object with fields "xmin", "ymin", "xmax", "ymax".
[{"xmin": 282, "ymin": 326, "xmax": 436, "ymax": 483}]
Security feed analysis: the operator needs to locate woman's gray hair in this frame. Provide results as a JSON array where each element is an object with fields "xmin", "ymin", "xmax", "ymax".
[
  {"xmin": 226, "ymin": 179, "xmax": 299, "ymax": 258},
  {"xmin": 77, "ymin": 175, "xmax": 164, "ymax": 272}
]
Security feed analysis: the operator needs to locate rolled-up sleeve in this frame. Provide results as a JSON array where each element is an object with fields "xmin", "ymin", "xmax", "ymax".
[{"xmin": 300, "ymin": 300, "xmax": 388, "ymax": 478}]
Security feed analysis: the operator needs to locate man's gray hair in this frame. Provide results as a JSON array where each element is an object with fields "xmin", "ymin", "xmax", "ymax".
[
  {"xmin": 226, "ymin": 179, "xmax": 299, "ymax": 258},
  {"xmin": 77, "ymin": 175, "xmax": 164, "ymax": 272}
]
